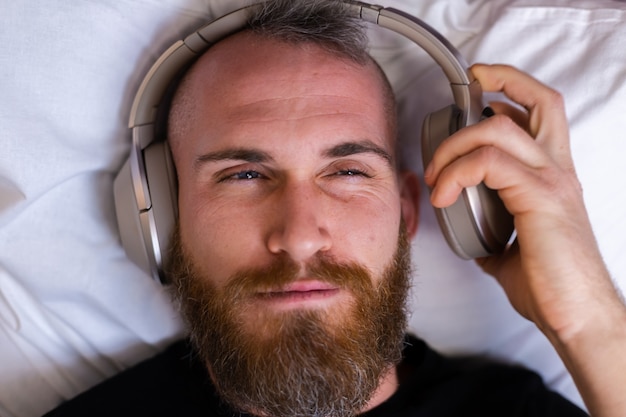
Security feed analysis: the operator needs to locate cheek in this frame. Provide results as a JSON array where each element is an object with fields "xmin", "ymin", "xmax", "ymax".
[
  {"xmin": 177, "ymin": 187, "xmax": 267, "ymax": 287},
  {"xmin": 329, "ymin": 194, "xmax": 403, "ymax": 278}
]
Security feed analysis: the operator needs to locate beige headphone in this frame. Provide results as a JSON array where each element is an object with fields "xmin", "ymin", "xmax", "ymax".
[{"xmin": 113, "ymin": 1, "xmax": 514, "ymax": 283}]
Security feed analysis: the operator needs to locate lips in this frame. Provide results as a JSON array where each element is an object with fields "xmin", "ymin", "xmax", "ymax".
[
  {"xmin": 279, "ymin": 280, "xmax": 339, "ymax": 293},
  {"xmin": 255, "ymin": 280, "xmax": 341, "ymax": 304}
]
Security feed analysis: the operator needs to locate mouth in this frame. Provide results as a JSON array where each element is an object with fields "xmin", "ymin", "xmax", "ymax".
[{"xmin": 255, "ymin": 280, "xmax": 342, "ymax": 309}]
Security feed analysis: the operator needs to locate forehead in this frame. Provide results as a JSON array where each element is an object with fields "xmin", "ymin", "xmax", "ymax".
[
  {"xmin": 169, "ymin": 31, "xmax": 394, "ymax": 157},
  {"xmin": 194, "ymin": 32, "xmax": 384, "ymax": 108}
]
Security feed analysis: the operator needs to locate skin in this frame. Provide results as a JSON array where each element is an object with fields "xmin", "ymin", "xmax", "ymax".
[
  {"xmin": 169, "ymin": 31, "xmax": 419, "ymax": 412},
  {"xmin": 426, "ymin": 64, "xmax": 626, "ymax": 416}
]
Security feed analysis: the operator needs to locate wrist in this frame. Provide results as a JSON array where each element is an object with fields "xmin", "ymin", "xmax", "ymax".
[{"xmin": 542, "ymin": 287, "xmax": 626, "ymax": 416}]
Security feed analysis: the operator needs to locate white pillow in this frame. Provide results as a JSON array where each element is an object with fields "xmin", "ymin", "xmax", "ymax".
[{"xmin": 1, "ymin": 0, "xmax": 625, "ymax": 415}]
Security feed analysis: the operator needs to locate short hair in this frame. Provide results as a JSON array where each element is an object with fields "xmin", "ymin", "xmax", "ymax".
[{"xmin": 246, "ymin": 0, "xmax": 370, "ymax": 65}]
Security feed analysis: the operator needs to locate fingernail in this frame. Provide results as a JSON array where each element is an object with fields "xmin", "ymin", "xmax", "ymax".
[{"xmin": 424, "ymin": 164, "xmax": 434, "ymax": 181}]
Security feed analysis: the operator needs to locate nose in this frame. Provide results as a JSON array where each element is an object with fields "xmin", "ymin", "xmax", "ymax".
[{"xmin": 266, "ymin": 181, "xmax": 332, "ymax": 262}]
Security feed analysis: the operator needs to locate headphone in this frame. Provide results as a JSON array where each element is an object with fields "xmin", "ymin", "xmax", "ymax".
[{"xmin": 113, "ymin": 1, "xmax": 514, "ymax": 284}]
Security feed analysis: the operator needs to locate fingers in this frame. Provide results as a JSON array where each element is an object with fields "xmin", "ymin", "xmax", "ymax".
[
  {"xmin": 471, "ymin": 64, "xmax": 572, "ymax": 167},
  {"xmin": 428, "ymin": 140, "xmax": 575, "ymax": 218},
  {"xmin": 424, "ymin": 64, "xmax": 575, "ymax": 209},
  {"xmin": 488, "ymin": 101, "xmax": 528, "ymax": 130},
  {"xmin": 425, "ymin": 113, "xmax": 547, "ymax": 184}
]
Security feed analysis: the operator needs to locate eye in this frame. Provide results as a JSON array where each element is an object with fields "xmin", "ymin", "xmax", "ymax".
[
  {"xmin": 334, "ymin": 168, "xmax": 371, "ymax": 178},
  {"xmin": 219, "ymin": 170, "xmax": 264, "ymax": 182},
  {"xmin": 236, "ymin": 170, "xmax": 262, "ymax": 180}
]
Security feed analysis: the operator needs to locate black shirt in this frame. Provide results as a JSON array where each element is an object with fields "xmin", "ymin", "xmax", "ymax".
[{"xmin": 44, "ymin": 335, "xmax": 587, "ymax": 416}]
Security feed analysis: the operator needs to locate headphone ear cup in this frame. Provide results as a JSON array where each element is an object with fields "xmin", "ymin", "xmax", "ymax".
[
  {"xmin": 422, "ymin": 105, "xmax": 514, "ymax": 259},
  {"xmin": 113, "ymin": 141, "xmax": 178, "ymax": 282},
  {"xmin": 114, "ymin": 157, "xmax": 152, "ymax": 277}
]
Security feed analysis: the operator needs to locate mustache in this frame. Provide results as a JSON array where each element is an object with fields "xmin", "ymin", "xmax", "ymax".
[{"xmin": 222, "ymin": 254, "xmax": 375, "ymax": 302}]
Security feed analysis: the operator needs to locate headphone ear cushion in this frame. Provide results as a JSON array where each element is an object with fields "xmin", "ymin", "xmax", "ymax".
[
  {"xmin": 113, "ymin": 141, "xmax": 178, "ymax": 282},
  {"xmin": 143, "ymin": 141, "xmax": 178, "ymax": 274},
  {"xmin": 422, "ymin": 106, "xmax": 513, "ymax": 259}
]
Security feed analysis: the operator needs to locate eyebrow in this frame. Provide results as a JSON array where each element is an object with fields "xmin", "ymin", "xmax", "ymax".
[
  {"xmin": 194, "ymin": 148, "xmax": 274, "ymax": 171},
  {"xmin": 323, "ymin": 141, "xmax": 393, "ymax": 167}
]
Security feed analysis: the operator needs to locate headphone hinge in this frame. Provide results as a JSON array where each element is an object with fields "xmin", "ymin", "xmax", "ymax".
[{"xmin": 356, "ymin": 2, "xmax": 382, "ymax": 24}]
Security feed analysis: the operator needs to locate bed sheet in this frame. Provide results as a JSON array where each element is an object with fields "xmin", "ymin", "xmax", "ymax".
[{"xmin": 1, "ymin": 0, "xmax": 625, "ymax": 415}]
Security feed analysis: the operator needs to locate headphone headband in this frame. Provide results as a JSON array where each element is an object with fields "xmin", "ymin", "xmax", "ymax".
[{"xmin": 130, "ymin": 2, "xmax": 481, "ymax": 130}]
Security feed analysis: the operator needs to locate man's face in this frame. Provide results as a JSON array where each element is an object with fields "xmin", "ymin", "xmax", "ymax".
[
  {"xmin": 170, "ymin": 32, "xmax": 416, "ymax": 322},
  {"xmin": 168, "ymin": 32, "xmax": 419, "ymax": 416}
]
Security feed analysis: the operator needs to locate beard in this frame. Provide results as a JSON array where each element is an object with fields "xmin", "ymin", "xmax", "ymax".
[{"xmin": 167, "ymin": 224, "xmax": 412, "ymax": 417}]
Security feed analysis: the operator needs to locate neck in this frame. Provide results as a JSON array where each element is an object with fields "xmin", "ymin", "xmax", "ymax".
[{"xmin": 360, "ymin": 365, "xmax": 399, "ymax": 413}]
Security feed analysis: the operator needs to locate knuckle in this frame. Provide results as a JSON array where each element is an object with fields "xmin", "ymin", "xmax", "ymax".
[
  {"xmin": 477, "ymin": 144, "xmax": 500, "ymax": 160},
  {"xmin": 488, "ymin": 113, "xmax": 518, "ymax": 131},
  {"xmin": 544, "ymin": 88, "xmax": 565, "ymax": 110},
  {"xmin": 476, "ymin": 145, "xmax": 503, "ymax": 171}
]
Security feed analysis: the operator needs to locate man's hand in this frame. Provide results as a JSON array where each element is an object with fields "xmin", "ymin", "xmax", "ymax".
[{"xmin": 424, "ymin": 64, "xmax": 626, "ymax": 416}]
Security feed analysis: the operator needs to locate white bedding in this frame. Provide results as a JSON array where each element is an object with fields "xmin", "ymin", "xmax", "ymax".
[{"xmin": 1, "ymin": 1, "xmax": 625, "ymax": 415}]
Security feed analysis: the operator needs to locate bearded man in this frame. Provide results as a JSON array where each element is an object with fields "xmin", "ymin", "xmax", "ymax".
[{"xmin": 45, "ymin": 1, "xmax": 626, "ymax": 416}]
